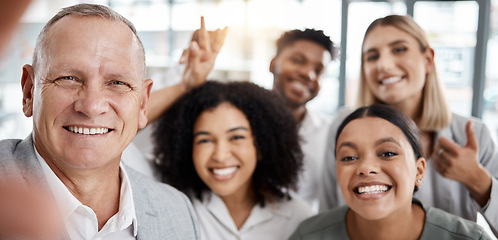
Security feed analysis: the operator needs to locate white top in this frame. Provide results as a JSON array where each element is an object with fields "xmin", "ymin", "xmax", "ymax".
[
  {"xmin": 192, "ymin": 192, "xmax": 313, "ymax": 240},
  {"xmin": 34, "ymin": 147, "xmax": 137, "ymax": 240},
  {"xmin": 294, "ymin": 110, "xmax": 332, "ymax": 212}
]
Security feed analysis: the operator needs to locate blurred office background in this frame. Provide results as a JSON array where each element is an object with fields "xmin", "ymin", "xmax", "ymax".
[
  {"xmin": 1, "ymin": 0, "xmax": 498, "ymax": 141},
  {"xmin": 0, "ymin": 0, "xmax": 497, "ymax": 237}
]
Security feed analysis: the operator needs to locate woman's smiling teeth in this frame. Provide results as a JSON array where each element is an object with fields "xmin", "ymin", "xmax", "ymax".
[
  {"xmin": 212, "ymin": 167, "xmax": 238, "ymax": 176},
  {"xmin": 381, "ymin": 76, "xmax": 403, "ymax": 85},
  {"xmin": 357, "ymin": 185, "xmax": 390, "ymax": 194},
  {"xmin": 65, "ymin": 126, "xmax": 110, "ymax": 135}
]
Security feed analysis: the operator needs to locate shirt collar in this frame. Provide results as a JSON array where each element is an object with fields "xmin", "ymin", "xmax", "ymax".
[
  {"xmin": 203, "ymin": 191, "xmax": 292, "ymax": 230},
  {"xmin": 299, "ymin": 110, "xmax": 323, "ymax": 133},
  {"xmin": 33, "ymin": 142, "xmax": 138, "ymax": 238}
]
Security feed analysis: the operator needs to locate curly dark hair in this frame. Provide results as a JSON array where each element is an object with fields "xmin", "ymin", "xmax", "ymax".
[
  {"xmin": 276, "ymin": 28, "xmax": 338, "ymax": 59},
  {"xmin": 153, "ymin": 81, "xmax": 303, "ymax": 206}
]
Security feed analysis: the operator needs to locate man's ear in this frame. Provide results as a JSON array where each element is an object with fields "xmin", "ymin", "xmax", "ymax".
[
  {"xmin": 138, "ymin": 78, "xmax": 153, "ymax": 129},
  {"xmin": 21, "ymin": 64, "xmax": 35, "ymax": 117},
  {"xmin": 415, "ymin": 157, "xmax": 426, "ymax": 187},
  {"xmin": 269, "ymin": 57, "xmax": 276, "ymax": 73}
]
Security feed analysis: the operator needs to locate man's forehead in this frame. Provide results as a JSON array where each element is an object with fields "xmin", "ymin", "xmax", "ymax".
[
  {"xmin": 280, "ymin": 40, "xmax": 331, "ymax": 65},
  {"xmin": 41, "ymin": 15, "xmax": 145, "ymax": 77},
  {"xmin": 282, "ymin": 40, "xmax": 330, "ymax": 57}
]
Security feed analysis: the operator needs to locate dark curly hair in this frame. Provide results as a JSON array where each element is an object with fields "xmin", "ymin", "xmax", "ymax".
[
  {"xmin": 276, "ymin": 28, "xmax": 338, "ymax": 60},
  {"xmin": 153, "ymin": 81, "xmax": 303, "ymax": 206}
]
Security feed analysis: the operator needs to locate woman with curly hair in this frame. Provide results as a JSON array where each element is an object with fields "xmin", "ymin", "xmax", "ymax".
[{"xmin": 153, "ymin": 81, "xmax": 313, "ymax": 239}]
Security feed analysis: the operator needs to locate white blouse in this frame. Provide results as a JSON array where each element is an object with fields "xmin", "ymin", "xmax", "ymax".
[{"xmin": 192, "ymin": 192, "xmax": 313, "ymax": 240}]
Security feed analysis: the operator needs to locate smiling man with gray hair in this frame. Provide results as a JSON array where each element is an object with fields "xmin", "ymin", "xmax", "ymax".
[{"xmin": 0, "ymin": 3, "xmax": 199, "ymax": 239}]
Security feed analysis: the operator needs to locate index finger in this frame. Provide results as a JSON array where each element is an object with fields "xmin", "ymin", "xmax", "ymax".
[{"xmin": 198, "ymin": 16, "xmax": 211, "ymax": 51}]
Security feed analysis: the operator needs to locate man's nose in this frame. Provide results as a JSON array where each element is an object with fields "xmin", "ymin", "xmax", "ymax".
[
  {"xmin": 298, "ymin": 64, "xmax": 318, "ymax": 82},
  {"xmin": 73, "ymin": 82, "xmax": 109, "ymax": 118}
]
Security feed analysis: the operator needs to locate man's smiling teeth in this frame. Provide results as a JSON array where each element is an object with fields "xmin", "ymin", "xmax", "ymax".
[
  {"xmin": 381, "ymin": 76, "xmax": 403, "ymax": 85},
  {"xmin": 66, "ymin": 126, "xmax": 109, "ymax": 135},
  {"xmin": 212, "ymin": 167, "xmax": 238, "ymax": 176},
  {"xmin": 358, "ymin": 185, "xmax": 389, "ymax": 194}
]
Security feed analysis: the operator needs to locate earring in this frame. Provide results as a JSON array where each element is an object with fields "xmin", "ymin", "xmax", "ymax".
[{"xmin": 417, "ymin": 179, "xmax": 422, "ymax": 183}]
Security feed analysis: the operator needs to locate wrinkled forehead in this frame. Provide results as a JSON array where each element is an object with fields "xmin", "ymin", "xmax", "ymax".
[{"xmin": 39, "ymin": 15, "xmax": 145, "ymax": 78}]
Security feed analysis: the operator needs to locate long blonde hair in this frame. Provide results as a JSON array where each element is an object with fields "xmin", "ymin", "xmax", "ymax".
[{"xmin": 357, "ymin": 15, "xmax": 451, "ymax": 131}]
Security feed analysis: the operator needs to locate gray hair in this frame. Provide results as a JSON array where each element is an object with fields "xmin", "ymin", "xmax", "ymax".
[{"xmin": 32, "ymin": 3, "xmax": 146, "ymax": 77}]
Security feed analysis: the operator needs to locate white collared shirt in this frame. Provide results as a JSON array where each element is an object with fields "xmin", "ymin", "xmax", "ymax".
[
  {"xmin": 294, "ymin": 110, "xmax": 332, "ymax": 212},
  {"xmin": 192, "ymin": 192, "xmax": 313, "ymax": 240},
  {"xmin": 34, "ymin": 147, "xmax": 137, "ymax": 240}
]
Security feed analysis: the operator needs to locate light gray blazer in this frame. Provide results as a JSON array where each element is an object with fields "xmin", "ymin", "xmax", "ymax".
[{"xmin": 0, "ymin": 135, "xmax": 200, "ymax": 240}]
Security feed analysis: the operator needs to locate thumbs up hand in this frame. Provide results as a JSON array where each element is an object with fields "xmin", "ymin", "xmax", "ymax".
[{"xmin": 433, "ymin": 120, "xmax": 491, "ymax": 207}]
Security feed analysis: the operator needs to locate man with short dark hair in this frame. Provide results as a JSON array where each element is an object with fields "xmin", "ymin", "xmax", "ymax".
[{"xmin": 269, "ymin": 29, "xmax": 337, "ymax": 211}]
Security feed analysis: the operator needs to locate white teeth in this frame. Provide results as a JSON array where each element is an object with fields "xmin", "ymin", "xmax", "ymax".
[
  {"xmin": 290, "ymin": 81, "xmax": 308, "ymax": 91},
  {"xmin": 212, "ymin": 167, "xmax": 238, "ymax": 176},
  {"xmin": 67, "ymin": 126, "xmax": 109, "ymax": 135},
  {"xmin": 358, "ymin": 185, "xmax": 389, "ymax": 194},
  {"xmin": 381, "ymin": 76, "xmax": 402, "ymax": 85}
]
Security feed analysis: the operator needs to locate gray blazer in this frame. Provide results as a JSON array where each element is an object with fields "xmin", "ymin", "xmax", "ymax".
[{"xmin": 0, "ymin": 135, "xmax": 200, "ymax": 240}]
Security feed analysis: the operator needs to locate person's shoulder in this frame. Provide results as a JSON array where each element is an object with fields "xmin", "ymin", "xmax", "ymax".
[
  {"xmin": 292, "ymin": 205, "xmax": 349, "ymax": 237},
  {"xmin": 423, "ymin": 206, "xmax": 490, "ymax": 240},
  {"xmin": 0, "ymin": 138, "xmax": 23, "ymax": 154},
  {"xmin": 331, "ymin": 106, "xmax": 354, "ymax": 125},
  {"xmin": 271, "ymin": 197, "xmax": 314, "ymax": 218},
  {"xmin": 306, "ymin": 110, "xmax": 333, "ymax": 123},
  {"xmin": 0, "ymin": 137, "xmax": 35, "ymax": 166},
  {"xmin": 125, "ymin": 166, "xmax": 200, "ymax": 239},
  {"xmin": 450, "ymin": 113, "xmax": 486, "ymax": 128},
  {"xmin": 126, "ymin": 166, "xmax": 186, "ymax": 200},
  {"xmin": 449, "ymin": 112, "xmax": 491, "ymax": 137}
]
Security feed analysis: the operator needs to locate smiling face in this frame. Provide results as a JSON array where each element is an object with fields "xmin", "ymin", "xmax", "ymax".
[
  {"xmin": 335, "ymin": 117, "xmax": 425, "ymax": 220},
  {"xmin": 192, "ymin": 102, "xmax": 257, "ymax": 200},
  {"xmin": 362, "ymin": 25, "xmax": 433, "ymax": 107},
  {"xmin": 23, "ymin": 16, "xmax": 152, "ymax": 171},
  {"xmin": 271, "ymin": 40, "xmax": 331, "ymax": 109}
]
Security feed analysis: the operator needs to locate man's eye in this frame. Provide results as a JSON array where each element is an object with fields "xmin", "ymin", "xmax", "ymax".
[
  {"xmin": 291, "ymin": 57, "xmax": 303, "ymax": 64},
  {"xmin": 380, "ymin": 151, "xmax": 398, "ymax": 157},
  {"xmin": 110, "ymin": 81, "xmax": 125, "ymax": 85},
  {"xmin": 107, "ymin": 80, "xmax": 133, "ymax": 92},
  {"xmin": 53, "ymin": 76, "xmax": 80, "ymax": 89}
]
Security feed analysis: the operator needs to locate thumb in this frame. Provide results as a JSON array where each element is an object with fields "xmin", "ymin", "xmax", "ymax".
[{"xmin": 465, "ymin": 120, "xmax": 478, "ymax": 151}]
